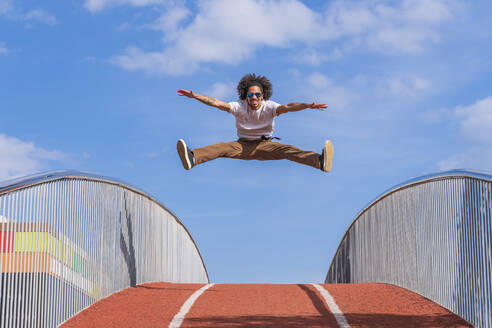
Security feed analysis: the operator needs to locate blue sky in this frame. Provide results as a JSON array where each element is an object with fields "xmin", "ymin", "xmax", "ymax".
[{"xmin": 1, "ymin": 0, "xmax": 492, "ymax": 283}]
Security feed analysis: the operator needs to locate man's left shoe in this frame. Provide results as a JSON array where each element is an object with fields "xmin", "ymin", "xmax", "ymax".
[
  {"xmin": 177, "ymin": 139, "xmax": 195, "ymax": 170},
  {"xmin": 320, "ymin": 140, "xmax": 334, "ymax": 172}
]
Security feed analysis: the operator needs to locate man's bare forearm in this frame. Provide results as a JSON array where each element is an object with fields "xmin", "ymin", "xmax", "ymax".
[
  {"xmin": 276, "ymin": 102, "xmax": 327, "ymax": 115},
  {"xmin": 193, "ymin": 93, "xmax": 231, "ymax": 111},
  {"xmin": 276, "ymin": 102, "xmax": 310, "ymax": 115},
  {"xmin": 282, "ymin": 102, "xmax": 310, "ymax": 112}
]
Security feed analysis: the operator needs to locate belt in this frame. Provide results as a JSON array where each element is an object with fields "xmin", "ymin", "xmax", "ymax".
[
  {"xmin": 238, "ymin": 136, "xmax": 282, "ymax": 142},
  {"xmin": 261, "ymin": 135, "xmax": 281, "ymax": 141}
]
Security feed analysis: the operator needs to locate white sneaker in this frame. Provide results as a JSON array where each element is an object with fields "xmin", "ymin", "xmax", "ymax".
[
  {"xmin": 177, "ymin": 139, "xmax": 194, "ymax": 170},
  {"xmin": 320, "ymin": 140, "xmax": 334, "ymax": 172}
]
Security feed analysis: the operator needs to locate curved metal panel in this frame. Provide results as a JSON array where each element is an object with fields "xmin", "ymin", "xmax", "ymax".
[
  {"xmin": 326, "ymin": 169, "xmax": 492, "ymax": 327},
  {"xmin": 0, "ymin": 170, "xmax": 209, "ymax": 327}
]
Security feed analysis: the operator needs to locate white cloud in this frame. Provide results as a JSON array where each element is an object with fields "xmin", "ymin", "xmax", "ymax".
[
  {"xmin": 0, "ymin": 42, "xmax": 7, "ymax": 54},
  {"xmin": 110, "ymin": 0, "xmax": 456, "ymax": 76},
  {"xmin": 323, "ymin": 0, "xmax": 453, "ymax": 53},
  {"xmin": 0, "ymin": 134, "xmax": 68, "ymax": 180},
  {"xmin": 308, "ymin": 72, "xmax": 332, "ymax": 89},
  {"xmin": 324, "ymin": 2, "xmax": 378, "ymax": 37},
  {"xmin": 22, "ymin": 9, "xmax": 58, "ymax": 25},
  {"xmin": 419, "ymin": 107, "xmax": 449, "ymax": 124},
  {"xmin": 113, "ymin": 0, "xmax": 321, "ymax": 75},
  {"xmin": 413, "ymin": 77, "xmax": 431, "ymax": 90},
  {"xmin": 306, "ymin": 72, "xmax": 352, "ymax": 112},
  {"xmin": 205, "ymin": 82, "xmax": 235, "ymax": 100},
  {"xmin": 367, "ymin": 27, "xmax": 439, "ymax": 53},
  {"xmin": 294, "ymin": 51, "xmax": 327, "ymax": 66},
  {"xmin": 401, "ymin": 0, "xmax": 453, "ymax": 24},
  {"xmin": 84, "ymin": 0, "xmax": 163, "ymax": 13},
  {"xmin": 388, "ymin": 76, "xmax": 432, "ymax": 96},
  {"xmin": 117, "ymin": 22, "xmax": 131, "ymax": 31},
  {"xmin": 146, "ymin": 152, "xmax": 159, "ymax": 159},
  {"xmin": 454, "ymin": 96, "xmax": 492, "ymax": 144},
  {"xmin": 0, "ymin": 4, "xmax": 59, "ymax": 27},
  {"xmin": 431, "ymin": 96, "xmax": 492, "ymax": 170},
  {"xmin": 112, "ymin": 46, "xmax": 194, "ymax": 76},
  {"xmin": 438, "ymin": 148, "xmax": 492, "ymax": 171},
  {"xmin": 287, "ymin": 68, "xmax": 301, "ymax": 77},
  {"xmin": 0, "ymin": 0, "xmax": 12, "ymax": 15},
  {"xmin": 438, "ymin": 153, "xmax": 466, "ymax": 170},
  {"xmin": 349, "ymin": 74, "xmax": 367, "ymax": 86},
  {"xmin": 151, "ymin": 6, "xmax": 190, "ymax": 35},
  {"xmin": 420, "ymin": 96, "xmax": 492, "ymax": 132},
  {"xmin": 293, "ymin": 48, "xmax": 342, "ymax": 66}
]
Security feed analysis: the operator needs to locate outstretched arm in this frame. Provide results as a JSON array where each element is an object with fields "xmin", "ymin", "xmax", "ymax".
[
  {"xmin": 177, "ymin": 89, "xmax": 231, "ymax": 112},
  {"xmin": 276, "ymin": 102, "xmax": 327, "ymax": 116}
]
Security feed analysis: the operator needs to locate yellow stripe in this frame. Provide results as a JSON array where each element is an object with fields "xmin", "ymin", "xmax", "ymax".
[{"xmin": 14, "ymin": 232, "xmax": 52, "ymax": 252}]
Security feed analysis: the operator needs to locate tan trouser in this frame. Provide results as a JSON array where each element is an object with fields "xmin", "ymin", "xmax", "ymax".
[{"xmin": 193, "ymin": 139, "xmax": 321, "ymax": 169}]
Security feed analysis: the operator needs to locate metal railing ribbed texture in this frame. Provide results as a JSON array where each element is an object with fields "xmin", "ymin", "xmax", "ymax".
[
  {"xmin": 326, "ymin": 169, "xmax": 492, "ymax": 327},
  {"xmin": 0, "ymin": 170, "xmax": 209, "ymax": 328}
]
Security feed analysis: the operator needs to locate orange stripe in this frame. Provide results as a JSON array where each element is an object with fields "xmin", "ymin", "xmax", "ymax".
[{"xmin": 1, "ymin": 252, "xmax": 50, "ymax": 273}]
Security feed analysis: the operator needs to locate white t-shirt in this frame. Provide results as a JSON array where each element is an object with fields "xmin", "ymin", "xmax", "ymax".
[{"xmin": 228, "ymin": 99, "xmax": 281, "ymax": 140}]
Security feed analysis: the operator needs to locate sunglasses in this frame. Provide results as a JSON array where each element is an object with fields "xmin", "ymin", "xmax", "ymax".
[{"xmin": 247, "ymin": 92, "xmax": 262, "ymax": 98}]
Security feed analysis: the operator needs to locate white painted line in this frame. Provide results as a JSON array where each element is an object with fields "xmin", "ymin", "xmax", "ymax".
[
  {"xmin": 312, "ymin": 284, "xmax": 350, "ymax": 328},
  {"xmin": 169, "ymin": 283, "xmax": 215, "ymax": 328}
]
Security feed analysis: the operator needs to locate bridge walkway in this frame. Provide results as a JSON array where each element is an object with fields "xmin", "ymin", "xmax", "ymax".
[{"xmin": 61, "ymin": 282, "xmax": 470, "ymax": 327}]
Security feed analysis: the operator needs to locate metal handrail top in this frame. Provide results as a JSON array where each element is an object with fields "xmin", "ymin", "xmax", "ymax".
[
  {"xmin": 0, "ymin": 169, "xmax": 149, "ymax": 197},
  {"xmin": 353, "ymin": 168, "xmax": 492, "ymax": 234},
  {"xmin": 360, "ymin": 169, "xmax": 492, "ymax": 218},
  {"xmin": 329, "ymin": 168, "xmax": 492, "ymax": 272},
  {"xmin": 0, "ymin": 169, "xmax": 210, "ymax": 283}
]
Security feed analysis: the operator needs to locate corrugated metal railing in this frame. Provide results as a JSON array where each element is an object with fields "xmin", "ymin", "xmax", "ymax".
[
  {"xmin": 0, "ymin": 170, "xmax": 209, "ymax": 328},
  {"xmin": 326, "ymin": 169, "xmax": 492, "ymax": 327}
]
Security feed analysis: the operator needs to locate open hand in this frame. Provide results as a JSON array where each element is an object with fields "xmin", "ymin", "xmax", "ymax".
[
  {"xmin": 177, "ymin": 89, "xmax": 195, "ymax": 98},
  {"xmin": 308, "ymin": 102, "xmax": 327, "ymax": 110}
]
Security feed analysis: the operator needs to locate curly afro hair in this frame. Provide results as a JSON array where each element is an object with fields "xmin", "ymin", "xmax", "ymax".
[{"xmin": 237, "ymin": 74, "xmax": 273, "ymax": 100}]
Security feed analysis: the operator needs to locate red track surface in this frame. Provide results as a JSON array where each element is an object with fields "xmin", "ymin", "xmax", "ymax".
[{"xmin": 61, "ymin": 282, "xmax": 471, "ymax": 328}]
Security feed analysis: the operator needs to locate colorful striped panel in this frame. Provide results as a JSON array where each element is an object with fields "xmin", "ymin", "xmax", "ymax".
[
  {"xmin": 50, "ymin": 258, "xmax": 94, "ymax": 296},
  {"xmin": 4, "ymin": 228, "xmax": 98, "ymax": 282},
  {"xmin": 1, "ymin": 231, "xmax": 14, "ymax": 252},
  {"xmin": 14, "ymin": 232, "xmax": 52, "ymax": 252},
  {"xmin": 1, "ymin": 252, "xmax": 50, "ymax": 273}
]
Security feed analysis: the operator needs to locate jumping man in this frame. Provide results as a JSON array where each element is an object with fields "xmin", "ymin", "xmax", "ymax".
[{"xmin": 176, "ymin": 74, "xmax": 334, "ymax": 172}]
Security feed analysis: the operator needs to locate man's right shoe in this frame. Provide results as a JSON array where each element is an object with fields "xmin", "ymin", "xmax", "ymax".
[
  {"xmin": 320, "ymin": 140, "xmax": 334, "ymax": 172},
  {"xmin": 177, "ymin": 139, "xmax": 195, "ymax": 170}
]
